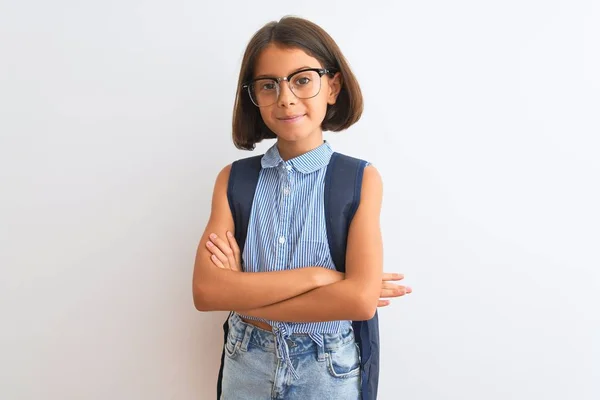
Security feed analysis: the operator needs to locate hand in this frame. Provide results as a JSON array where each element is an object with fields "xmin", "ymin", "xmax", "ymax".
[
  {"xmin": 316, "ymin": 269, "xmax": 411, "ymax": 308},
  {"xmin": 378, "ymin": 273, "xmax": 412, "ymax": 307},
  {"xmin": 206, "ymin": 232, "xmax": 412, "ymax": 305},
  {"xmin": 206, "ymin": 231, "xmax": 242, "ymax": 272}
]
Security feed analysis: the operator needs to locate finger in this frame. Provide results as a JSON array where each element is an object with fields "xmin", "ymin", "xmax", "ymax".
[
  {"xmin": 382, "ymin": 273, "xmax": 404, "ymax": 281},
  {"xmin": 210, "ymin": 254, "xmax": 227, "ymax": 269},
  {"xmin": 377, "ymin": 300, "xmax": 391, "ymax": 307},
  {"xmin": 217, "ymin": 234, "xmax": 237, "ymax": 270},
  {"xmin": 206, "ymin": 239, "xmax": 229, "ymax": 267},
  {"xmin": 381, "ymin": 282, "xmax": 400, "ymax": 290},
  {"xmin": 225, "ymin": 231, "xmax": 241, "ymax": 269},
  {"xmin": 226, "ymin": 231, "xmax": 241, "ymax": 260},
  {"xmin": 381, "ymin": 282, "xmax": 412, "ymax": 290},
  {"xmin": 210, "ymin": 233, "xmax": 235, "ymax": 260},
  {"xmin": 381, "ymin": 282, "xmax": 412, "ymax": 291},
  {"xmin": 209, "ymin": 233, "xmax": 237, "ymax": 271},
  {"xmin": 380, "ymin": 288, "xmax": 404, "ymax": 298},
  {"xmin": 380, "ymin": 285, "xmax": 411, "ymax": 298}
]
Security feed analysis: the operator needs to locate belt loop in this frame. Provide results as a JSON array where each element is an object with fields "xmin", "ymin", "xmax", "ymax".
[
  {"xmin": 317, "ymin": 340, "xmax": 326, "ymax": 362},
  {"xmin": 240, "ymin": 322, "xmax": 254, "ymax": 352}
]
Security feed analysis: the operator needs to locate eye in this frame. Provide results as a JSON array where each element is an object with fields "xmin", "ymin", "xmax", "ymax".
[
  {"xmin": 253, "ymin": 79, "xmax": 277, "ymax": 92},
  {"xmin": 261, "ymin": 82, "xmax": 276, "ymax": 91},
  {"xmin": 295, "ymin": 76, "xmax": 311, "ymax": 85}
]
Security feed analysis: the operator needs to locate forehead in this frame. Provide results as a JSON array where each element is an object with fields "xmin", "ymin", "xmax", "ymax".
[{"xmin": 253, "ymin": 44, "xmax": 323, "ymax": 77}]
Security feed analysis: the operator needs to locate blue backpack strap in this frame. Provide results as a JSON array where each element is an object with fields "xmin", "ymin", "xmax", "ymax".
[
  {"xmin": 325, "ymin": 152, "xmax": 380, "ymax": 400},
  {"xmin": 226, "ymin": 154, "xmax": 263, "ymax": 254},
  {"xmin": 216, "ymin": 154, "xmax": 263, "ymax": 399}
]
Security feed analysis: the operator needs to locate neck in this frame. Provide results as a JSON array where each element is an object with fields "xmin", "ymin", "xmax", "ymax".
[{"xmin": 276, "ymin": 131, "xmax": 324, "ymax": 161}]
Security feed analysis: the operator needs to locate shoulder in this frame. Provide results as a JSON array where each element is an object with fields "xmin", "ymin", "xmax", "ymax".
[
  {"xmin": 207, "ymin": 165, "xmax": 232, "ymax": 208},
  {"xmin": 362, "ymin": 164, "xmax": 382, "ymax": 185},
  {"xmin": 214, "ymin": 164, "xmax": 232, "ymax": 188},
  {"xmin": 215, "ymin": 154, "xmax": 264, "ymax": 186},
  {"xmin": 330, "ymin": 151, "xmax": 368, "ymax": 166},
  {"xmin": 330, "ymin": 152, "xmax": 381, "ymax": 189},
  {"xmin": 360, "ymin": 164, "xmax": 383, "ymax": 205},
  {"xmin": 230, "ymin": 154, "xmax": 263, "ymax": 176},
  {"xmin": 347, "ymin": 163, "xmax": 382, "ymax": 239}
]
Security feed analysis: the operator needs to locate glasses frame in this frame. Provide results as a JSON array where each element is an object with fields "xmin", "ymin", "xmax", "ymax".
[{"xmin": 242, "ymin": 67, "xmax": 337, "ymax": 107}]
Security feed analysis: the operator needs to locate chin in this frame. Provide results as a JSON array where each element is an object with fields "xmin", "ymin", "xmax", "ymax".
[
  {"xmin": 275, "ymin": 129, "xmax": 312, "ymax": 142},
  {"xmin": 268, "ymin": 122, "xmax": 313, "ymax": 141}
]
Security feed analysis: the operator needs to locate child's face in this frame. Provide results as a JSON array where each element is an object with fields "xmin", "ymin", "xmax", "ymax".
[{"xmin": 253, "ymin": 44, "xmax": 341, "ymax": 146}]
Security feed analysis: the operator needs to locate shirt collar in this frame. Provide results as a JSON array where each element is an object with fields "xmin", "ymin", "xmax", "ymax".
[{"xmin": 261, "ymin": 141, "xmax": 333, "ymax": 174}]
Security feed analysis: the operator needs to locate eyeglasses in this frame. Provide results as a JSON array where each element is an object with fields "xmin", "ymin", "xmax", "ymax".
[{"xmin": 242, "ymin": 68, "xmax": 336, "ymax": 107}]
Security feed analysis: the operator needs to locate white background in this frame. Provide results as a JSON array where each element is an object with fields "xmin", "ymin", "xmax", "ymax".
[{"xmin": 1, "ymin": 1, "xmax": 599, "ymax": 399}]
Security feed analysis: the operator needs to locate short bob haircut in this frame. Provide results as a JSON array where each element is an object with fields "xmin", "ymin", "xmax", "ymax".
[{"xmin": 232, "ymin": 16, "xmax": 364, "ymax": 150}]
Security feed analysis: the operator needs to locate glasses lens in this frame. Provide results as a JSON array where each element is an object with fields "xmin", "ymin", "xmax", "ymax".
[
  {"xmin": 249, "ymin": 79, "xmax": 278, "ymax": 107},
  {"xmin": 290, "ymin": 70, "xmax": 321, "ymax": 99},
  {"xmin": 246, "ymin": 70, "xmax": 323, "ymax": 107}
]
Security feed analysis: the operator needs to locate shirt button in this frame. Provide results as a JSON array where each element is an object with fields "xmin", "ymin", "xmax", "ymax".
[
  {"xmin": 286, "ymin": 165, "xmax": 292, "ymax": 171},
  {"xmin": 283, "ymin": 187, "xmax": 290, "ymax": 195},
  {"xmin": 278, "ymin": 236, "xmax": 286, "ymax": 244}
]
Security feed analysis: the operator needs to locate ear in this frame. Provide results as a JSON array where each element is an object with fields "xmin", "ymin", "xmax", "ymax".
[{"xmin": 327, "ymin": 72, "xmax": 342, "ymax": 105}]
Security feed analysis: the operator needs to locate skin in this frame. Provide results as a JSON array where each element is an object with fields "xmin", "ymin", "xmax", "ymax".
[
  {"xmin": 208, "ymin": 233, "xmax": 412, "ymax": 308},
  {"xmin": 192, "ymin": 44, "xmax": 412, "ymax": 325},
  {"xmin": 253, "ymin": 43, "xmax": 342, "ymax": 161}
]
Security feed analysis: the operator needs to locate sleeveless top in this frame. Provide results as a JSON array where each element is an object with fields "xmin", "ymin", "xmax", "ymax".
[{"xmin": 236, "ymin": 140, "xmax": 352, "ymax": 378}]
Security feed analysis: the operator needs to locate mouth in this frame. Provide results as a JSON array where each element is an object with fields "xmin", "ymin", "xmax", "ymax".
[{"xmin": 277, "ymin": 114, "xmax": 306, "ymax": 123}]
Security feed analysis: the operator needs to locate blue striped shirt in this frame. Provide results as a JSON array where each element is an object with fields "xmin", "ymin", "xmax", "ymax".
[{"xmin": 236, "ymin": 141, "xmax": 352, "ymax": 377}]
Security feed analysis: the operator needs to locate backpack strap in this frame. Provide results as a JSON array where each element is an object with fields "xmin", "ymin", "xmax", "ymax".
[
  {"xmin": 324, "ymin": 152, "xmax": 367, "ymax": 272},
  {"xmin": 226, "ymin": 155, "xmax": 263, "ymax": 254},
  {"xmin": 216, "ymin": 154, "xmax": 262, "ymax": 399},
  {"xmin": 324, "ymin": 152, "xmax": 380, "ymax": 400}
]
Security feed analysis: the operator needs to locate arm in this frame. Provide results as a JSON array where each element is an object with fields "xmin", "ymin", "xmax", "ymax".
[
  {"xmin": 236, "ymin": 165, "xmax": 384, "ymax": 322},
  {"xmin": 192, "ymin": 164, "xmax": 343, "ymax": 312}
]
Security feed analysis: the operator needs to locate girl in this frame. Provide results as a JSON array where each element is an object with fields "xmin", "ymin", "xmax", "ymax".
[{"xmin": 192, "ymin": 16, "xmax": 411, "ymax": 400}]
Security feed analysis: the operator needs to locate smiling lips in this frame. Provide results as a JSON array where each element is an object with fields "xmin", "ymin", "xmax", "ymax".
[{"xmin": 277, "ymin": 114, "xmax": 306, "ymax": 123}]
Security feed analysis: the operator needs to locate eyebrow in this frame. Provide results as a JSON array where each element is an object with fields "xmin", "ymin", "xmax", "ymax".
[{"xmin": 254, "ymin": 66, "xmax": 316, "ymax": 79}]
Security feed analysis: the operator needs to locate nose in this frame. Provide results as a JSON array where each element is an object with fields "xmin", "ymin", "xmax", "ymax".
[{"xmin": 278, "ymin": 80, "xmax": 297, "ymax": 107}]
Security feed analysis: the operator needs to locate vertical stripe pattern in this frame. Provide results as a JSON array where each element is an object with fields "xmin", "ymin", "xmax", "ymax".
[{"xmin": 237, "ymin": 141, "xmax": 352, "ymax": 378}]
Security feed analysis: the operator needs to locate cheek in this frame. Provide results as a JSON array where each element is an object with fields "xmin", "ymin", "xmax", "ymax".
[
  {"xmin": 306, "ymin": 96, "xmax": 329, "ymax": 119},
  {"xmin": 258, "ymin": 107, "xmax": 274, "ymax": 123}
]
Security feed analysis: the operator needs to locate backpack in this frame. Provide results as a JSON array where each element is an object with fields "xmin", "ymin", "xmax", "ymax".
[{"xmin": 216, "ymin": 152, "xmax": 380, "ymax": 400}]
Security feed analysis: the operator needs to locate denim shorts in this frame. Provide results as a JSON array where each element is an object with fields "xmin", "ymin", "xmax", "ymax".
[{"xmin": 221, "ymin": 312, "xmax": 361, "ymax": 400}]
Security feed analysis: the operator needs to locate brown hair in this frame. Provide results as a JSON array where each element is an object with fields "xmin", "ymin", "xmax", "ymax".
[{"xmin": 232, "ymin": 16, "xmax": 364, "ymax": 150}]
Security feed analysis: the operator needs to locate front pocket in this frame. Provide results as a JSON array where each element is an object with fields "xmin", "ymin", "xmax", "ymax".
[
  {"xmin": 326, "ymin": 342, "xmax": 361, "ymax": 379},
  {"xmin": 224, "ymin": 335, "xmax": 240, "ymax": 359}
]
